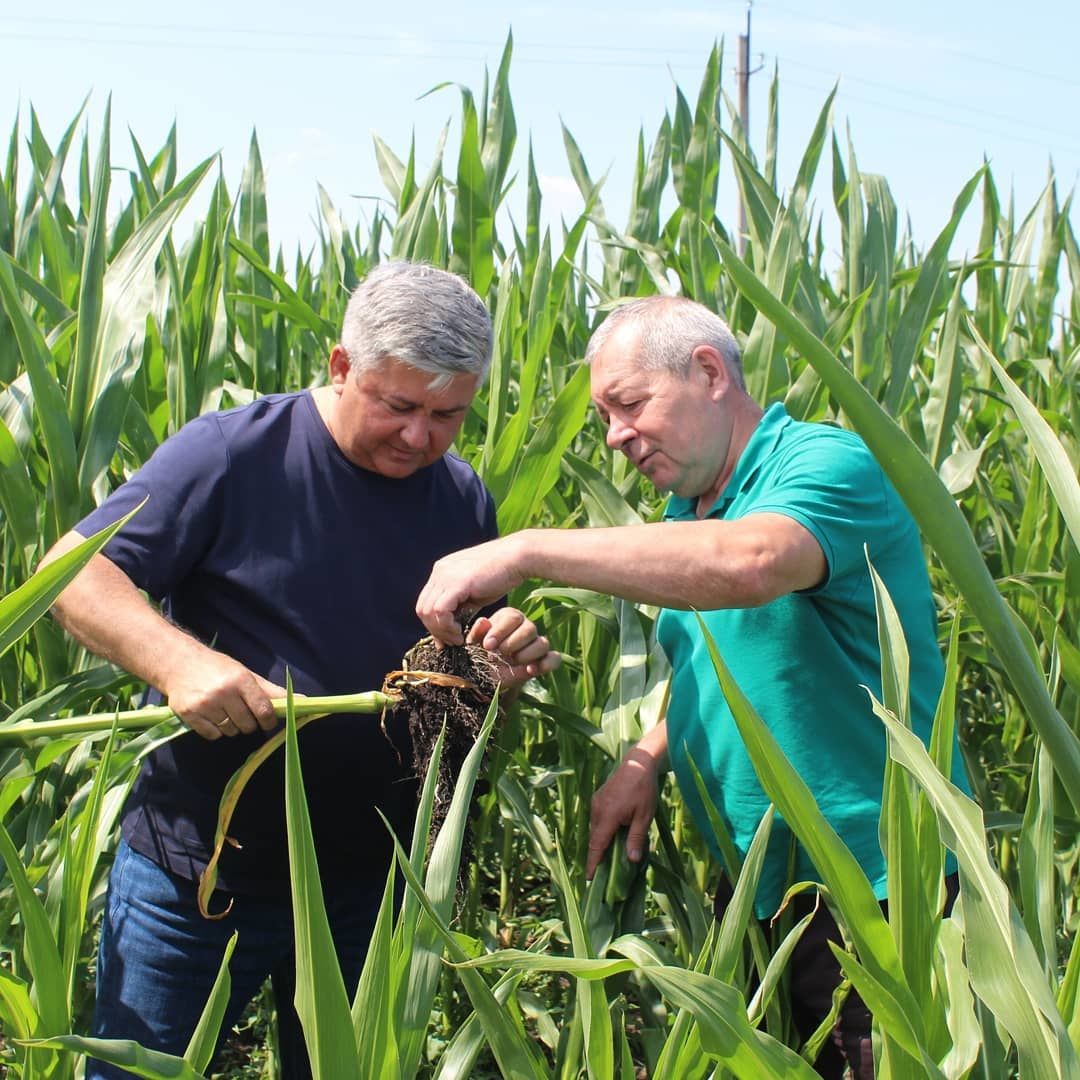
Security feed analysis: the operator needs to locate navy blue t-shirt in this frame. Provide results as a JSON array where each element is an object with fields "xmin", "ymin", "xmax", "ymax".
[{"xmin": 77, "ymin": 391, "xmax": 497, "ymax": 894}]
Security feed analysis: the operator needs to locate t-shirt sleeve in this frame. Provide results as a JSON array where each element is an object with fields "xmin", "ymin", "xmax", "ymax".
[
  {"xmin": 482, "ymin": 487, "xmax": 498, "ymax": 542},
  {"xmin": 738, "ymin": 434, "xmax": 895, "ymax": 588},
  {"xmin": 75, "ymin": 414, "xmax": 228, "ymax": 601}
]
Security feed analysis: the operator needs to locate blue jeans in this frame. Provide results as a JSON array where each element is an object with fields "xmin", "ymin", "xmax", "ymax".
[{"xmin": 88, "ymin": 840, "xmax": 383, "ymax": 1080}]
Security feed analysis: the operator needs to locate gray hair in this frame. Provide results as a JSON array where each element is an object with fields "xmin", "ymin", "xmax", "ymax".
[
  {"xmin": 340, "ymin": 262, "xmax": 493, "ymax": 387},
  {"xmin": 584, "ymin": 296, "xmax": 744, "ymax": 388}
]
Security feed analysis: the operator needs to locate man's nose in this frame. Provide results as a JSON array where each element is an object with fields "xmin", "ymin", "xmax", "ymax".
[
  {"xmin": 400, "ymin": 414, "xmax": 430, "ymax": 448},
  {"xmin": 605, "ymin": 415, "xmax": 635, "ymax": 451}
]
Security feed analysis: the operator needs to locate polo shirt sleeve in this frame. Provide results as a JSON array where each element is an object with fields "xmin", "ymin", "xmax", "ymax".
[
  {"xmin": 75, "ymin": 413, "xmax": 228, "ymax": 601},
  {"xmin": 739, "ymin": 433, "xmax": 896, "ymax": 589}
]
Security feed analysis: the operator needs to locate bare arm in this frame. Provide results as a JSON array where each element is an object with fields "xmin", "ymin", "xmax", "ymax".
[
  {"xmin": 417, "ymin": 513, "xmax": 827, "ymax": 644},
  {"xmin": 41, "ymin": 531, "xmax": 283, "ymax": 740}
]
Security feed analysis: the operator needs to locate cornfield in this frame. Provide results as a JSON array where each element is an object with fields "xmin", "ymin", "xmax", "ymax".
[{"xmin": 1, "ymin": 37, "xmax": 1078, "ymax": 1079}]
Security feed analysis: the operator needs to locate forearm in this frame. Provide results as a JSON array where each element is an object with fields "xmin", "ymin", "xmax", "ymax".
[
  {"xmin": 516, "ymin": 520, "xmax": 799, "ymax": 610},
  {"xmin": 42, "ymin": 533, "xmax": 211, "ymax": 695},
  {"xmin": 418, "ymin": 513, "xmax": 824, "ymax": 645},
  {"xmin": 630, "ymin": 718, "xmax": 669, "ymax": 772},
  {"xmin": 43, "ymin": 533, "xmax": 282, "ymax": 739}
]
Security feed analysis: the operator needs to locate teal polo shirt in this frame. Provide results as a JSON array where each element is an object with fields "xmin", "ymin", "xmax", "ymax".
[{"xmin": 657, "ymin": 403, "xmax": 968, "ymax": 917}]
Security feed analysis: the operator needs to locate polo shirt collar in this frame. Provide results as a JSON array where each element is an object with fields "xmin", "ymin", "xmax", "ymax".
[{"xmin": 665, "ymin": 402, "xmax": 792, "ymax": 521}]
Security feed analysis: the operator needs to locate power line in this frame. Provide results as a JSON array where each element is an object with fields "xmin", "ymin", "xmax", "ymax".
[
  {"xmin": 0, "ymin": 15, "xmax": 718, "ymax": 59},
  {"xmin": 4, "ymin": 16, "xmax": 1077, "ymax": 157},
  {"xmin": 0, "ymin": 30, "xmax": 688, "ymax": 71},
  {"xmin": 755, "ymin": 0, "xmax": 1080, "ymax": 91},
  {"xmin": 779, "ymin": 74, "xmax": 1080, "ymax": 156},
  {"xmin": 774, "ymin": 55, "xmax": 1080, "ymax": 147}
]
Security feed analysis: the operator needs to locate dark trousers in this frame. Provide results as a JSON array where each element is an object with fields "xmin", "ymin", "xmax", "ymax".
[
  {"xmin": 714, "ymin": 873, "xmax": 960, "ymax": 1079},
  {"xmin": 88, "ymin": 839, "xmax": 382, "ymax": 1079}
]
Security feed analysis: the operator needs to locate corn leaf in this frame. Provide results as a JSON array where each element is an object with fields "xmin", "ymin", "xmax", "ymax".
[
  {"xmin": 877, "ymin": 707, "xmax": 1080, "ymax": 1078},
  {"xmin": 22, "ymin": 1035, "xmax": 206, "ymax": 1079},
  {"xmin": 182, "ymin": 932, "xmax": 238, "ymax": 1075},
  {"xmin": 282, "ymin": 677, "xmax": 362, "ymax": 1079}
]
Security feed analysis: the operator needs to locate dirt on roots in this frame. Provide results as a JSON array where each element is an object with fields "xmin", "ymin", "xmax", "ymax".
[{"xmin": 381, "ymin": 635, "xmax": 501, "ymax": 846}]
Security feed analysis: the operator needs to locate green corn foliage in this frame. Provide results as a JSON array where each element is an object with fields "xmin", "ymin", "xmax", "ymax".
[{"xmin": 0, "ymin": 40, "xmax": 1077, "ymax": 1078}]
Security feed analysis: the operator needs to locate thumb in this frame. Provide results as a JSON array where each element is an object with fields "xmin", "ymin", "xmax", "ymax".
[
  {"xmin": 466, "ymin": 616, "xmax": 492, "ymax": 646},
  {"xmin": 258, "ymin": 678, "xmax": 289, "ymax": 699}
]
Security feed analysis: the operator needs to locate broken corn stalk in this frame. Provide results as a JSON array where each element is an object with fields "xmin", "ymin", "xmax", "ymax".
[{"xmin": 0, "ymin": 692, "xmax": 399, "ymax": 743}]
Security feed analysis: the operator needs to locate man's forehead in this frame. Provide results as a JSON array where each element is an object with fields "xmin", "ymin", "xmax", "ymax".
[
  {"xmin": 361, "ymin": 358, "xmax": 478, "ymax": 402},
  {"xmin": 589, "ymin": 327, "xmax": 646, "ymax": 392}
]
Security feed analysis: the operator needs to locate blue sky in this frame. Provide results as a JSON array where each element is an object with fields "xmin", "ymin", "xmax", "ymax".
[{"xmin": 3, "ymin": 1, "xmax": 1078, "ymax": 267}]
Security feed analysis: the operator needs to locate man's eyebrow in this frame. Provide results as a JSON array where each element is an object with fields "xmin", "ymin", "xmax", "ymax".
[
  {"xmin": 599, "ymin": 383, "xmax": 639, "ymax": 404},
  {"xmin": 385, "ymin": 393, "xmax": 468, "ymax": 414}
]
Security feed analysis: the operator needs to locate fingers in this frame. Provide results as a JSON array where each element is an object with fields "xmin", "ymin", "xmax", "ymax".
[
  {"xmin": 520, "ymin": 645, "xmax": 562, "ymax": 678},
  {"xmin": 470, "ymin": 608, "xmax": 526, "ymax": 651},
  {"xmin": 416, "ymin": 538, "xmax": 527, "ymax": 644},
  {"xmin": 424, "ymin": 608, "xmax": 467, "ymax": 646},
  {"xmin": 626, "ymin": 807, "xmax": 652, "ymax": 864},
  {"xmin": 585, "ymin": 752, "xmax": 660, "ymax": 878},
  {"xmin": 253, "ymin": 677, "xmax": 287, "ymax": 731},
  {"xmin": 469, "ymin": 607, "xmax": 561, "ymax": 686},
  {"xmin": 169, "ymin": 656, "xmax": 281, "ymax": 741},
  {"xmin": 416, "ymin": 573, "xmax": 470, "ymax": 645},
  {"xmin": 586, "ymin": 817, "xmax": 620, "ymax": 880},
  {"xmin": 191, "ymin": 714, "xmax": 232, "ymax": 741},
  {"xmin": 190, "ymin": 692, "xmax": 260, "ymax": 740},
  {"xmin": 586, "ymin": 781, "xmax": 625, "ymax": 880}
]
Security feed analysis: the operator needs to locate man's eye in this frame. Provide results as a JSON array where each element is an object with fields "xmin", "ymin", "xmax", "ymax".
[{"xmin": 387, "ymin": 401, "xmax": 412, "ymax": 414}]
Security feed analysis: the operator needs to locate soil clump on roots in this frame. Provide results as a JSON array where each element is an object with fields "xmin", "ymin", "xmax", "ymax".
[{"xmin": 382, "ymin": 635, "xmax": 500, "ymax": 847}]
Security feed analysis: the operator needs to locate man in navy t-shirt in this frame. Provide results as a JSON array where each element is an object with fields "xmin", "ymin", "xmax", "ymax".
[{"xmin": 41, "ymin": 262, "xmax": 560, "ymax": 1078}]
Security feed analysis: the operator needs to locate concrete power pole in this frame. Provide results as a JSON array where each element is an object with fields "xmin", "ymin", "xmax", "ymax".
[{"xmin": 736, "ymin": 2, "xmax": 752, "ymax": 256}]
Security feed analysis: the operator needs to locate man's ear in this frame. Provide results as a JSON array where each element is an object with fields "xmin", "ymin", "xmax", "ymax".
[
  {"xmin": 328, "ymin": 345, "xmax": 351, "ymax": 388},
  {"xmin": 691, "ymin": 344, "xmax": 733, "ymax": 398}
]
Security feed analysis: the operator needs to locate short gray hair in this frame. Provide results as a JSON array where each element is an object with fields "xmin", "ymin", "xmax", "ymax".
[
  {"xmin": 340, "ymin": 262, "xmax": 493, "ymax": 387},
  {"xmin": 584, "ymin": 296, "xmax": 744, "ymax": 388}
]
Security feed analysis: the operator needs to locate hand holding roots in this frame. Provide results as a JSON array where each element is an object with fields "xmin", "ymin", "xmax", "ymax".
[{"xmin": 198, "ymin": 634, "xmax": 502, "ymax": 918}]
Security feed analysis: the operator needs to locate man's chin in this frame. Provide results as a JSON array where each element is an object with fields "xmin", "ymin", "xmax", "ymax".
[
  {"xmin": 373, "ymin": 450, "xmax": 428, "ymax": 478},
  {"xmin": 637, "ymin": 461, "xmax": 676, "ymax": 494}
]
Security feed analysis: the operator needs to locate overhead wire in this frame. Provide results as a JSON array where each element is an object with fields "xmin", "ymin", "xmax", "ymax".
[
  {"xmin": 772, "ymin": 56, "xmax": 1080, "ymax": 149},
  {"xmin": 755, "ymin": 0, "xmax": 1080, "ymax": 91},
  {"xmin": 2, "ymin": 12, "xmax": 1077, "ymax": 153},
  {"xmin": 778, "ymin": 75, "xmax": 1080, "ymax": 156}
]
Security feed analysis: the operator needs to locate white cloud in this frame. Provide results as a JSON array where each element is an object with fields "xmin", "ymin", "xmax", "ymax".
[
  {"xmin": 538, "ymin": 172, "xmax": 584, "ymax": 219},
  {"xmin": 283, "ymin": 127, "xmax": 333, "ymax": 168}
]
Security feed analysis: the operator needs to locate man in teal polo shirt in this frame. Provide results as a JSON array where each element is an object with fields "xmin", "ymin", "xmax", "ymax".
[{"xmin": 416, "ymin": 295, "xmax": 967, "ymax": 1079}]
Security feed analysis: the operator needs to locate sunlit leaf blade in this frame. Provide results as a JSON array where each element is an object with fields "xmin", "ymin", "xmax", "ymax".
[
  {"xmin": 77, "ymin": 155, "xmax": 216, "ymax": 499},
  {"xmin": 969, "ymin": 318, "xmax": 1080, "ymax": 554},
  {"xmin": 182, "ymin": 932, "xmax": 238, "ymax": 1075},
  {"xmin": 282, "ymin": 676, "xmax": 362, "ymax": 1079},
  {"xmin": 22, "ymin": 1035, "xmax": 206, "ymax": 1079},
  {"xmin": 0, "ymin": 506, "xmax": 140, "ymax": 660},
  {"xmin": 877, "ymin": 707, "xmax": 1080, "ymax": 1078}
]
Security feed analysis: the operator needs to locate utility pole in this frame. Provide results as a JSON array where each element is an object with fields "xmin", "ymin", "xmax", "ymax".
[{"xmin": 736, "ymin": 1, "xmax": 752, "ymax": 257}]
